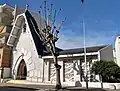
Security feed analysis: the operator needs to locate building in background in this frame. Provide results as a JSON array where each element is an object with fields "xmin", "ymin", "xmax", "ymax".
[
  {"xmin": 115, "ymin": 36, "xmax": 120, "ymax": 66},
  {"xmin": 113, "ymin": 48, "xmax": 117, "ymax": 63},
  {"xmin": 0, "ymin": 4, "xmax": 14, "ymax": 78}
]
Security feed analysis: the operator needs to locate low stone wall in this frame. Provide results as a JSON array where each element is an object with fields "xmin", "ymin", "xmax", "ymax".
[
  {"xmin": 0, "ymin": 68, "xmax": 10, "ymax": 78},
  {"xmin": 62, "ymin": 82, "xmax": 120, "ymax": 89}
]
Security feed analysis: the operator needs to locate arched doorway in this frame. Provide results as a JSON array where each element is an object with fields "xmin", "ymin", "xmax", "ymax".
[{"xmin": 17, "ymin": 59, "xmax": 27, "ymax": 80}]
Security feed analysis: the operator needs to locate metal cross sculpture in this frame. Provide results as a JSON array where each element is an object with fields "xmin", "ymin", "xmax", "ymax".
[{"xmin": 38, "ymin": 0, "xmax": 66, "ymax": 89}]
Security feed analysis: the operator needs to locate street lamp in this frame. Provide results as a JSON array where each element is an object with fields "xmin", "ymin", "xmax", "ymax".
[{"xmin": 81, "ymin": 0, "xmax": 88, "ymax": 89}]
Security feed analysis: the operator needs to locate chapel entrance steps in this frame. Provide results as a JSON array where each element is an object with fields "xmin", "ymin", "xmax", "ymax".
[{"xmin": 6, "ymin": 79, "xmax": 56, "ymax": 87}]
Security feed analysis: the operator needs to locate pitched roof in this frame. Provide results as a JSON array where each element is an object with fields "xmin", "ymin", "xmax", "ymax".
[
  {"xmin": 25, "ymin": 10, "xmax": 63, "ymax": 56},
  {"xmin": 57, "ymin": 45, "xmax": 108, "ymax": 55},
  {"xmin": 25, "ymin": 10, "xmax": 49, "ymax": 56}
]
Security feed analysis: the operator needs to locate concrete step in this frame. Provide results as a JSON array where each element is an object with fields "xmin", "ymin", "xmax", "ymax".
[{"xmin": 7, "ymin": 80, "xmax": 56, "ymax": 86}]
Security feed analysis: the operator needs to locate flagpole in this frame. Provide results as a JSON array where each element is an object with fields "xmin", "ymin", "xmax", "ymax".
[{"xmin": 81, "ymin": 0, "xmax": 88, "ymax": 89}]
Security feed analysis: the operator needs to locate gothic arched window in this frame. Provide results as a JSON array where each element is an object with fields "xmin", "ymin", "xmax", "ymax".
[{"xmin": 23, "ymin": 24, "xmax": 26, "ymax": 33}]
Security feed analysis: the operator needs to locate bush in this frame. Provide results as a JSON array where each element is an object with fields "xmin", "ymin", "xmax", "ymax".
[{"xmin": 91, "ymin": 60, "xmax": 120, "ymax": 82}]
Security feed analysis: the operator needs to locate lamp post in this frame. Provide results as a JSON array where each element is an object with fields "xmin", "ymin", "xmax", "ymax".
[{"xmin": 81, "ymin": 0, "xmax": 88, "ymax": 89}]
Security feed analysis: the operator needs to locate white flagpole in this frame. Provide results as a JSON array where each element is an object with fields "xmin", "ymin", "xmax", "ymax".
[
  {"xmin": 83, "ymin": 19, "xmax": 88, "ymax": 90},
  {"xmin": 82, "ymin": 0, "xmax": 88, "ymax": 89}
]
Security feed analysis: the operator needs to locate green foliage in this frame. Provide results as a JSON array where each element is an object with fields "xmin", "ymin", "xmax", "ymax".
[{"xmin": 91, "ymin": 60, "xmax": 120, "ymax": 82}]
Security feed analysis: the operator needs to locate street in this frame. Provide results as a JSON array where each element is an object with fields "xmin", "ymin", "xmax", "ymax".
[
  {"xmin": 0, "ymin": 86, "xmax": 40, "ymax": 91},
  {"xmin": 0, "ymin": 83, "xmax": 51, "ymax": 91},
  {"xmin": 0, "ymin": 83, "xmax": 119, "ymax": 91}
]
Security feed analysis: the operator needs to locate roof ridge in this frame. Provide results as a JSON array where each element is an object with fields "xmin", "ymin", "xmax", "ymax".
[{"xmin": 63, "ymin": 45, "xmax": 108, "ymax": 50}]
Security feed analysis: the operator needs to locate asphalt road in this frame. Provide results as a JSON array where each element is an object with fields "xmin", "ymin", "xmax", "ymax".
[
  {"xmin": 0, "ymin": 83, "xmax": 51, "ymax": 91},
  {"xmin": 0, "ymin": 83, "xmax": 119, "ymax": 91},
  {"xmin": 0, "ymin": 86, "xmax": 41, "ymax": 91}
]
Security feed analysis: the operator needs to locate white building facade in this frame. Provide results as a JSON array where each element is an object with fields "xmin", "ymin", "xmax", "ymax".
[{"xmin": 115, "ymin": 36, "xmax": 120, "ymax": 66}]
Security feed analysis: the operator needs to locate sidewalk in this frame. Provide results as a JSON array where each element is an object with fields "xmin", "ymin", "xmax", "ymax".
[
  {"xmin": 7, "ymin": 80, "xmax": 55, "ymax": 85},
  {"xmin": 6, "ymin": 80, "xmax": 55, "ymax": 89},
  {"xmin": 5, "ymin": 80, "xmax": 116, "ymax": 91}
]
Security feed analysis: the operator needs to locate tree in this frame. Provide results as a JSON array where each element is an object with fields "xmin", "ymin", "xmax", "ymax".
[
  {"xmin": 38, "ymin": 0, "xmax": 66, "ymax": 89},
  {"xmin": 91, "ymin": 60, "xmax": 120, "ymax": 82}
]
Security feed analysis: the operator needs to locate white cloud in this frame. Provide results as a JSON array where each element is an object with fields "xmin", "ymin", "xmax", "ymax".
[
  {"xmin": 56, "ymin": 34, "xmax": 84, "ymax": 49},
  {"xmin": 56, "ymin": 19, "xmax": 118, "ymax": 49}
]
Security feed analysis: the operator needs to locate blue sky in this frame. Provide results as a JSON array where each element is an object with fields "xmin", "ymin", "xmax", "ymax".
[{"xmin": 1, "ymin": 0, "xmax": 120, "ymax": 49}]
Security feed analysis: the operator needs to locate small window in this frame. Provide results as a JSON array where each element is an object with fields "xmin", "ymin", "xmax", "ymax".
[{"xmin": 23, "ymin": 24, "xmax": 26, "ymax": 33}]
